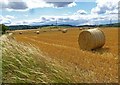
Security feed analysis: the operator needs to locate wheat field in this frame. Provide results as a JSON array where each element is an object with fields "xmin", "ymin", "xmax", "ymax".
[{"xmin": 2, "ymin": 27, "xmax": 119, "ymax": 83}]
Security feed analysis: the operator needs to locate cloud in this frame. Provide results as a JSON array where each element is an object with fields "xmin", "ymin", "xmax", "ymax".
[
  {"xmin": 1, "ymin": 0, "xmax": 118, "ymax": 26},
  {"xmin": 105, "ymin": 9, "xmax": 118, "ymax": 14},
  {"xmin": 5, "ymin": 14, "xmax": 87, "ymax": 26},
  {"xmin": 26, "ymin": 0, "xmax": 54, "ymax": 9},
  {"xmin": 2, "ymin": 9, "xmax": 118, "ymax": 26},
  {"xmin": 0, "ymin": 0, "xmax": 76, "ymax": 11},
  {"xmin": 3, "ymin": 14, "xmax": 118, "ymax": 26},
  {"xmin": 74, "ymin": 10, "xmax": 87, "ymax": 15},
  {"xmin": 50, "ymin": 2, "xmax": 71, "ymax": 7},
  {"xmin": 44, "ymin": 0, "xmax": 76, "ymax": 8},
  {"xmin": 68, "ymin": 2, "xmax": 76, "ymax": 7},
  {"xmin": 0, "ymin": 15, "xmax": 15, "ymax": 25},
  {"xmin": 45, "ymin": 2, "xmax": 75, "ymax": 8},
  {"xmin": 26, "ymin": 0, "xmax": 76, "ymax": 8},
  {"xmin": 32, "ymin": 11, "xmax": 118, "ymax": 25},
  {"xmin": 5, "ymin": 15, "xmax": 15, "ymax": 19},
  {"xmin": 91, "ymin": 0, "xmax": 119, "ymax": 14},
  {"xmin": 0, "ymin": 0, "xmax": 28, "ymax": 10},
  {"xmin": 8, "ymin": 1, "xmax": 27, "ymax": 10},
  {"xmin": 0, "ymin": 15, "xmax": 11, "ymax": 25}
]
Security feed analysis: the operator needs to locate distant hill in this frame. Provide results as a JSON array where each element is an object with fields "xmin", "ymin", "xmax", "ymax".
[
  {"xmin": 8, "ymin": 25, "xmax": 38, "ymax": 30},
  {"xmin": 99, "ymin": 22, "xmax": 120, "ymax": 27},
  {"xmin": 8, "ymin": 23, "xmax": 120, "ymax": 30},
  {"xmin": 8, "ymin": 24, "xmax": 74, "ymax": 30},
  {"xmin": 78, "ymin": 23, "xmax": 120, "ymax": 27}
]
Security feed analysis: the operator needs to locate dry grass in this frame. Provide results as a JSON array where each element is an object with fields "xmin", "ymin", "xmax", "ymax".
[
  {"xmin": 8, "ymin": 27, "xmax": 119, "ymax": 83},
  {"xmin": 1, "ymin": 35, "xmax": 79, "ymax": 83}
]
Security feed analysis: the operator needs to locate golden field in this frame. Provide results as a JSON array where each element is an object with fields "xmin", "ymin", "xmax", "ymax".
[{"xmin": 9, "ymin": 27, "xmax": 119, "ymax": 83}]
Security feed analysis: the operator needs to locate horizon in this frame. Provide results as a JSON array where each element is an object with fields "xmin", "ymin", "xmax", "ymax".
[
  {"xmin": 6, "ymin": 22, "xmax": 119, "ymax": 27},
  {"xmin": 0, "ymin": 0, "xmax": 119, "ymax": 26}
]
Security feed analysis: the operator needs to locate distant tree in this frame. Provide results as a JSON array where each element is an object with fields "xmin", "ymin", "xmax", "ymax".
[{"xmin": 0, "ymin": 24, "xmax": 8, "ymax": 34}]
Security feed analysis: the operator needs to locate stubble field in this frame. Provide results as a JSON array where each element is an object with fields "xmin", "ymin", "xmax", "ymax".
[{"xmin": 11, "ymin": 27, "xmax": 119, "ymax": 83}]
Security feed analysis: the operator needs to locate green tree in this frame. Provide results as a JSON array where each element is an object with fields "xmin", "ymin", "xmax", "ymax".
[{"xmin": 0, "ymin": 24, "xmax": 8, "ymax": 34}]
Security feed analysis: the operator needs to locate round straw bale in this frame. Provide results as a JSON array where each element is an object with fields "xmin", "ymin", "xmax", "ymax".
[
  {"xmin": 62, "ymin": 29, "xmax": 67, "ymax": 33},
  {"xmin": 78, "ymin": 29, "xmax": 105, "ymax": 50},
  {"xmin": 6, "ymin": 31, "xmax": 9, "ymax": 33},
  {"xmin": 36, "ymin": 31, "xmax": 40, "ymax": 34},
  {"xmin": 19, "ymin": 32, "xmax": 22, "ymax": 34},
  {"xmin": 58, "ymin": 28, "xmax": 61, "ymax": 31},
  {"xmin": 79, "ymin": 28, "xmax": 83, "ymax": 30}
]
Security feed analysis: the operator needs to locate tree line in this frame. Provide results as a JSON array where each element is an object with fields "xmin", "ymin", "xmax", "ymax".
[{"xmin": 0, "ymin": 24, "xmax": 8, "ymax": 34}]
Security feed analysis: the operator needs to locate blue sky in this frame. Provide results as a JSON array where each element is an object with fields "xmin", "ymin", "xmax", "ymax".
[{"xmin": 0, "ymin": 0, "xmax": 119, "ymax": 26}]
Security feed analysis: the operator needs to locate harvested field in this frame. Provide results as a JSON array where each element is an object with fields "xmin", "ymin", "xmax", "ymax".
[{"xmin": 11, "ymin": 27, "xmax": 119, "ymax": 83}]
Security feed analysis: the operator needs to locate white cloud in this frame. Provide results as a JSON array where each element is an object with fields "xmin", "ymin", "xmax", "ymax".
[
  {"xmin": 90, "ymin": 0, "xmax": 118, "ymax": 25},
  {"xmin": 68, "ymin": 2, "xmax": 76, "ymax": 7},
  {"xmin": 5, "ymin": 15, "xmax": 15, "ymax": 19},
  {"xmin": 105, "ymin": 9, "xmax": 118, "ymax": 14},
  {"xmin": 0, "ymin": 0, "xmax": 76, "ymax": 11},
  {"xmin": 91, "ymin": 0, "xmax": 119, "ymax": 14},
  {"xmin": 74, "ymin": 10, "xmax": 87, "ymax": 15},
  {"xmin": 44, "ymin": 0, "xmax": 76, "ymax": 7},
  {"xmin": 2, "ymin": 10, "xmax": 118, "ymax": 26},
  {"xmin": 25, "ymin": 0, "xmax": 54, "ymax": 9},
  {"xmin": 0, "ymin": 15, "xmax": 11, "ymax": 25},
  {"xmin": 82, "ymin": 22, "xmax": 95, "ymax": 25},
  {"xmin": 1, "ymin": 0, "xmax": 118, "ymax": 26},
  {"xmin": 6, "ymin": 8, "xmax": 29, "ymax": 12},
  {"xmin": 0, "ymin": 15, "xmax": 15, "ymax": 25},
  {"xmin": 0, "ymin": 0, "xmax": 28, "ymax": 10}
]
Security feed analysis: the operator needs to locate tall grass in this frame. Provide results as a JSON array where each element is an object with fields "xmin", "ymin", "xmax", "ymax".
[
  {"xmin": 1, "ymin": 35, "xmax": 74, "ymax": 83},
  {"xmin": 1, "ymin": 32, "xmax": 118, "ymax": 83}
]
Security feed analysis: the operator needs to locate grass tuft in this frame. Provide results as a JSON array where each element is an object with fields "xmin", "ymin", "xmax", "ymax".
[{"xmin": 1, "ymin": 35, "xmax": 74, "ymax": 83}]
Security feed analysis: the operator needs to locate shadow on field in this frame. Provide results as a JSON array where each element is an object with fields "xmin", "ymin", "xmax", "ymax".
[{"xmin": 92, "ymin": 47, "xmax": 110, "ymax": 54}]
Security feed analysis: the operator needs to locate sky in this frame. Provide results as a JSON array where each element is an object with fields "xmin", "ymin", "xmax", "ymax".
[{"xmin": 0, "ymin": 0, "xmax": 119, "ymax": 26}]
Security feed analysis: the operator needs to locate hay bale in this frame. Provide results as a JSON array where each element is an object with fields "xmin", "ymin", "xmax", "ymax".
[
  {"xmin": 79, "ymin": 28, "xmax": 83, "ymax": 30},
  {"xmin": 19, "ymin": 32, "xmax": 22, "ymax": 34},
  {"xmin": 43, "ymin": 30, "xmax": 46, "ymax": 32},
  {"xmin": 78, "ymin": 29, "xmax": 105, "ymax": 50},
  {"xmin": 58, "ymin": 28, "xmax": 61, "ymax": 31},
  {"xmin": 62, "ymin": 29, "xmax": 67, "ymax": 33},
  {"xmin": 6, "ymin": 31, "xmax": 9, "ymax": 33},
  {"xmin": 36, "ymin": 31, "xmax": 40, "ymax": 34}
]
